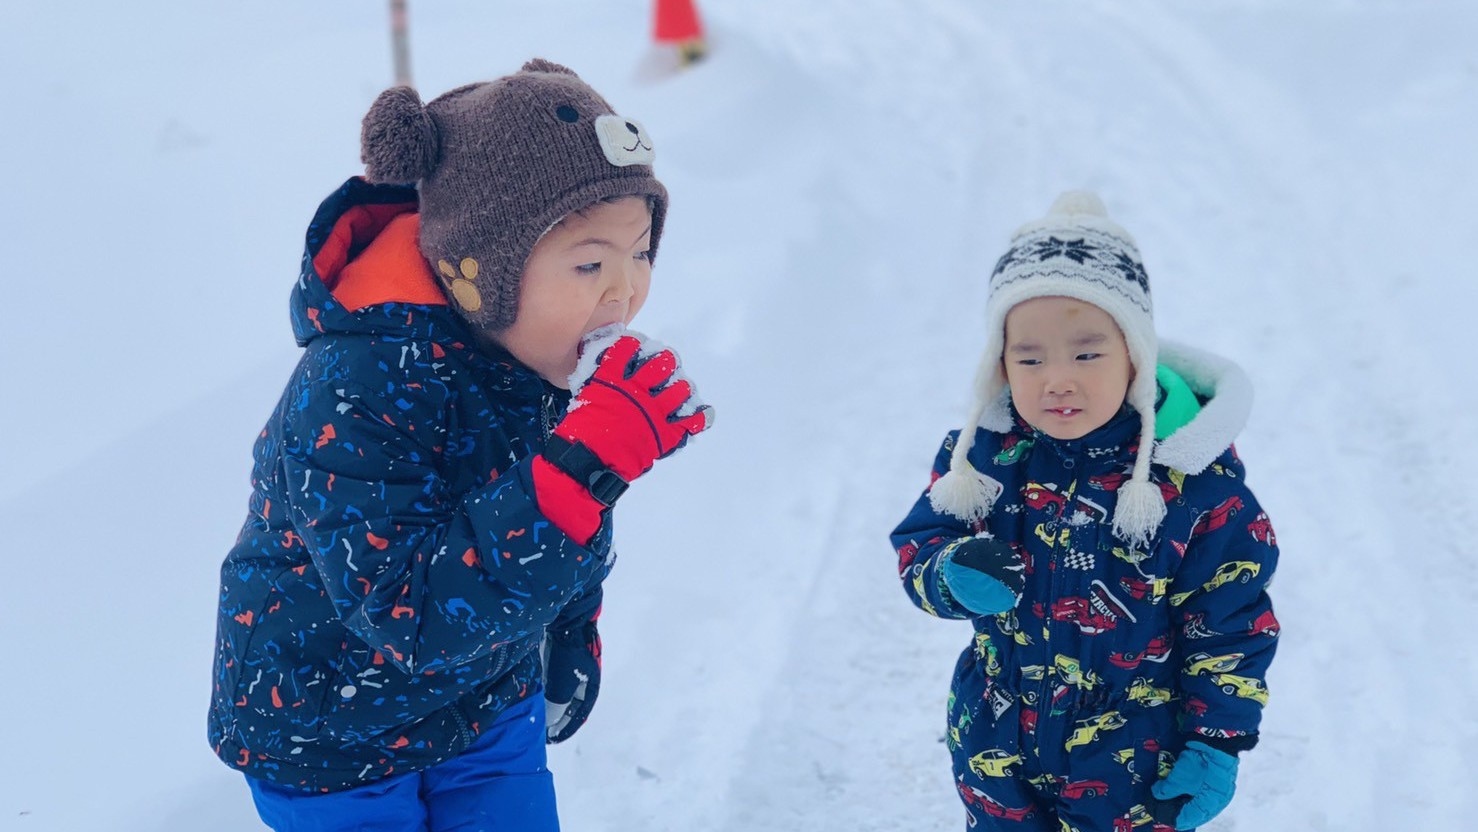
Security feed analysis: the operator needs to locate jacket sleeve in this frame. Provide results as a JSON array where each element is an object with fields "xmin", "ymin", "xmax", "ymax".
[
  {"xmin": 1171, "ymin": 479, "xmax": 1280, "ymax": 742},
  {"xmin": 281, "ymin": 375, "xmax": 610, "ymax": 676},
  {"xmin": 889, "ymin": 433, "xmax": 981, "ymax": 621},
  {"xmin": 550, "ymin": 582, "xmax": 603, "ymax": 635}
]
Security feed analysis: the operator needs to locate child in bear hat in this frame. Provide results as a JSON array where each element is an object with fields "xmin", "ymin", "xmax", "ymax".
[
  {"xmin": 891, "ymin": 191, "xmax": 1280, "ymax": 831},
  {"xmin": 208, "ymin": 58, "xmax": 712, "ymax": 831}
]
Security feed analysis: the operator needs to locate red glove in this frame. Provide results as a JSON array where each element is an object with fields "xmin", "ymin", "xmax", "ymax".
[{"xmin": 533, "ymin": 329, "xmax": 713, "ymax": 543}]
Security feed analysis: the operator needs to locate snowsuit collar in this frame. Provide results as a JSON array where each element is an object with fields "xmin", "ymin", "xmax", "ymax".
[
  {"xmin": 1010, "ymin": 402, "xmax": 1142, "ymax": 467},
  {"xmin": 1151, "ymin": 340, "xmax": 1253, "ymax": 475}
]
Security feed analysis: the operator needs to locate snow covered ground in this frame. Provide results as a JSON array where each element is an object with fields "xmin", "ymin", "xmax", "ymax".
[{"xmin": 3, "ymin": 1, "xmax": 1475, "ymax": 829}]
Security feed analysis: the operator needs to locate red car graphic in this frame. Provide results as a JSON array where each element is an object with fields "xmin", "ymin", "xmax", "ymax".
[
  {"xmin": 1061, "ymin": 779, "xmax": 1110, "ymax": 799},
  {"xmin": 1119, "ymin": 575, "xmax": 1162, "ymax": 601},
  {"xmin": 957, "ymin": 782, "xmax": 1034, "ymax": 822},
  {"xmin": 1248, "ymin": 511, "xmax": 1277, "ymax": 545},
  {"xmin": 1088, "ymin": 471, "xmax": 1128, "ymax": 492},
  {"xmin": 1052, "ymin": 596, "xmax": 1119, "ymax": 635},
  {"xmin": 1191, "ymin": 496, "xmax": 1244, "ymax": 537},
  {"xmin": 1158, "ymin": 478, "xmax": 1183, "ymax": 503},
  {"xmin": 896, "ymin": 541, "xmax": 920, "ymax": 574},
  {"xmin": 1109, "ymin": 634, "xmax": 1172, "ymax": 668},
  {"xmin": 1023, "ymin": 482, "xmax": 1069, "ymax": 514},
  {"xmin": 1250, "ymin": 609, "xmax": 1281, "ymax": 637},
  {"xmin": 1019, "ymin": 707, "xmax": 1038, "ymax": 735}
]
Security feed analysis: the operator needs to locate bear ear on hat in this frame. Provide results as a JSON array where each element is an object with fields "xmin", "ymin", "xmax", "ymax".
[
  {"xmin": 361, "ymin": 85, "xmax": 440, "ymax": 184},
  {"xmin": 521, "ymin": 57, "xmax": 576, "ymax": 75}
]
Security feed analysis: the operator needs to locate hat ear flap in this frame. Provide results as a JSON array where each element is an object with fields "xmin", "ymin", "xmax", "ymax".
[{"xmin": 361, "ymin": 86, "xmax": 440, "ymax": 184}]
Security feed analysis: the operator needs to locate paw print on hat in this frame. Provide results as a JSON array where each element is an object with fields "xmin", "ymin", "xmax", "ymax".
[{"xmin": 437, "ymin": 258, "xmax": 483, "ymax": 313}]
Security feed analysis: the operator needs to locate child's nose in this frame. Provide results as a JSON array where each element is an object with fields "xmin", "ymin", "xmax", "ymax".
[
  {"xmin": 603, "ymin": 262, "xmax": 636, "ymax": 303},
  {"xmin": 1045, "ymin": 372, "xmax": 1077, "ymax": 396}
]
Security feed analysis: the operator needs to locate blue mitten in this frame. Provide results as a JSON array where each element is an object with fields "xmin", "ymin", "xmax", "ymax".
[
  {"xmin": 1150, "ymin": 741, "xmax": 1239, "ymax": 830},
  {"xmin": 940, "ymin": 537, "xmax": 1024, "ymax": 616},
  {"xmin": 543, "ymin": 619, "xmax": 602, "ymax": 744}
]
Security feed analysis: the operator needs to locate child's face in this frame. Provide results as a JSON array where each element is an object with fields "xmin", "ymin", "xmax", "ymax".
[
  {"xmin": 484, "ymin": 197, "xmax": 653, "ymax": 387},
  {"xmin": 1003, "ymin": 296, "xmax": 1133, "ymax": 440}
]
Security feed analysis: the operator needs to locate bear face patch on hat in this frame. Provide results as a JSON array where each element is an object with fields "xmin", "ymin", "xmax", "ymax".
[
  {"xmin": 360, "ymin": 58, "xmax": 669, "ymax": 330},
  {"xmin": 929, "ymin": 190, "xmax": 1168, "ymax": 548}
]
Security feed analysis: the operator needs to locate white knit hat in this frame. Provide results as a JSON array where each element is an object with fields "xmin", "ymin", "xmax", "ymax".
[{"xmin": 928, "ymin": 190, "xmax": 1166, "ymax": 547}]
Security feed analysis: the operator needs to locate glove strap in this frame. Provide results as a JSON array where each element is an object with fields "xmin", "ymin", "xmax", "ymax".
[{"xmin": 543, "ymin": 435, "xmax": 630, "ymax": 507}]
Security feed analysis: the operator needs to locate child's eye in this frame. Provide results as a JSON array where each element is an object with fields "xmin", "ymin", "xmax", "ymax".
[
  {"xmin": 1016, "ymin": 359, "xmax": 1041, "ymax": 366},
  {"xmin": 1077, "ymin": 353, "xmax": 1101, "ymax": 361},
  {"xmin": 575, "ymin": 262, "xmax": 601, "ymax": 275},
  {"xmin": 635, "ymin": 250, "xmax": 652, "ymax": 263}
]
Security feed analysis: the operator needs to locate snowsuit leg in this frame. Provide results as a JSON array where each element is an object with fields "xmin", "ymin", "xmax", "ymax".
[
  {"xmin": 246, "ymin": 693, "xmax": 557, "ymax": 832},
  {"xmin": 1038, "ymin": 701, "xmax": 1180, "ymax": 832},
  {"xmin": 949, "ymin": 653, "xmax": 1054, "ymax": 831},
  {"xmin": 421, "ymin": 693, "xmax": 558, "ymax": 832}
]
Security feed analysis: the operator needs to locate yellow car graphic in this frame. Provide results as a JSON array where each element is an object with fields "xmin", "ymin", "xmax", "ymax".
[
  {"xmin": 1036, "ymin": 523, "xmax": 1071, "ymax": 548},
  {"xmin": 1054, "ymin": 654, "xmax": 1102, "ymax": 690},
  {"xmin": 1206, "ymin": 560, "xmax": 1260, "ymax": 591},
  {"xmin": 1171, "ymin": 561, "xmax": 1261, "ymax": 605},
  {"xmin": 1184, "ymin": 652, "xmax": 1245, "ymax": 676},
  {"xmin": 1064, "ymin": 710, "xmax": 1126, "ymax": 751},
  {"xmin": 1211, "ymin": 673, "xmax": 1270, "ymax": 705},
  {"xmin": 1125, "ymin": 678, "xmax": 1172, "ymax": 707},
  {"xmin": 968, "ymin": 748, "xmax": 1023, "ymax": 778},
  {"xmin": 911, "ymin": 566, "xmax": 937, "ymax": 616}
]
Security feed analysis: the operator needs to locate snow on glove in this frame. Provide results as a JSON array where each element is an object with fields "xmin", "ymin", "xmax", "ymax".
[
  {"xmin": 1149, "ymin": 741, "xmax": 1239, "ymax": 830},
  {"xmin": 532, "ymin": 325, "xmax": 714, "ymax": 544},
  {"xmin": 543, "ymin": 617, "xmax": 602, "ymax": 744},
  {"xmin": 940, "ymin": 536, "xmax": 1025, "ymax": 616}
]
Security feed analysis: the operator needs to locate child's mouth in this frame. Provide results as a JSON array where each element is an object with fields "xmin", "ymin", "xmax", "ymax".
[{"xmin": 1048, "ymin": 408, "xmax": 1081, "ymax": 417}]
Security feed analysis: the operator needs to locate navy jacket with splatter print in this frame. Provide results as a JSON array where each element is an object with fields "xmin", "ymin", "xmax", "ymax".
[
  {"xmin": 891, "ymin": 342, "xmax": 1279, "ymax": 773},
  {"xmin": 209, "ymin": 178, "xmax": 611, "ymax": 792}
]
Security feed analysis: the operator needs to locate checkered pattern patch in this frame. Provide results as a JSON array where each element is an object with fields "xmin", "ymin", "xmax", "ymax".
[{"xmin": 1062, "ymin": 549, "xmax": 1097, "ymax": 571}]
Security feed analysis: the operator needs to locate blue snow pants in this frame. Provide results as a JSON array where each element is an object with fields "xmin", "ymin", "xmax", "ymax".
[
  {"xmin": 949, "ymin": 657, "xmax": 1183, "ymax": 832},
  {"xmin": 246, "ymin": 692, "xmax": 557, "ymax": 832}
]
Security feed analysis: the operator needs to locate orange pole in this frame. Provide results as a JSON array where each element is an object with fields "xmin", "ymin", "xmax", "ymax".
[{"xmin": 390, "ymin": 0, "xmax": 413, "ymax": 87}]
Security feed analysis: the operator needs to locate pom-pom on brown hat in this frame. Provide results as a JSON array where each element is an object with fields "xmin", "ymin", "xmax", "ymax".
[{"xmin": 360, "ymin": 58, "xmax": 668, "ymax": 330}]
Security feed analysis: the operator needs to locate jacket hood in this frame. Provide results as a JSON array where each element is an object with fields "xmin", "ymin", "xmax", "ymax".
[
  {"xmin": 1151, "ymin": 339, "xmax": 1253, "ymax": 475},
  {"xmin": 291, "ymin": 177, "xmax": 469, "ymax": 346},
  {"xmin": 288, "ymin": 177, "xmax": 549, "ymax": 399}
]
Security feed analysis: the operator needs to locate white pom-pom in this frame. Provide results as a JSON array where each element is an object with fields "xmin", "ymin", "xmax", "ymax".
[
  {"xmin": 928, "ymin": 466, "xmax": 1004, "ymax": 523},
  {"xmin": 1111, "ymin": 478, "xmax": 1168, "ymax": 549},
  {"xmin": 1049, "ymin": 190, "xmax": 1107, "ymax": 218}
]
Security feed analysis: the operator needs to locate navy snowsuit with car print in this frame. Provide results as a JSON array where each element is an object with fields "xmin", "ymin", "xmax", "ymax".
[
  {"xmin": 209, "ymin": 178, "xmax": 610, "ymax": 792},
  {"xmin": 892, "ymin": 390, "xmax": 1279, "ymax": 831}
]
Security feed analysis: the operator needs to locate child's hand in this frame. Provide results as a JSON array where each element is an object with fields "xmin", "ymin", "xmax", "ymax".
[
  {"xmin": 553, "ymin": 327, "xmax": 712, "ymax": 481},
  {"xmin": 1149, "ymin": 741, "xmax": 1239, "ymax": 830},
  {"xmin": 940, "ymin": 537, "xmax": 1025, "ymax": 615},
  {"xmin": 543, "ymin": 619, "xmax": 602, "ymax": 744},
  {"xmin": 532, "ymin": 327, "xmax": 713, "ymax": 543}
]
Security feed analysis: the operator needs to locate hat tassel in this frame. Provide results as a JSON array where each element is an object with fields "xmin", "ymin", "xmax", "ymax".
[{"xmin": 1111, "ymin": 417, "xmax": 1167, "ymax": 548}]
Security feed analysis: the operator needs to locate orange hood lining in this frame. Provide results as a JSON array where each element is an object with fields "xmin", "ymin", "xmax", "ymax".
[{"xmin": 314, "ymin": 203, "xmax": 448, "ymax": 311}]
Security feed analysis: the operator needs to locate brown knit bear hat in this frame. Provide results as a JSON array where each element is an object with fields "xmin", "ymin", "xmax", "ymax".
[{"xmin": 360, "ymin": 58, "xmax": 668, "ymax": 330}]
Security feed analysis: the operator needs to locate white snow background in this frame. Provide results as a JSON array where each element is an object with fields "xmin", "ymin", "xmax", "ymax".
[{"xmin": 2, "ymin": 0, "xmax": 1475, "ymax": 829}]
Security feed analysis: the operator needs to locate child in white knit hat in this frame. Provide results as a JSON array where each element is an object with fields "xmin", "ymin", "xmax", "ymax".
[{"xmin": 892, "ymin": 192, "xmax": 1280, "ymax": 831}]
